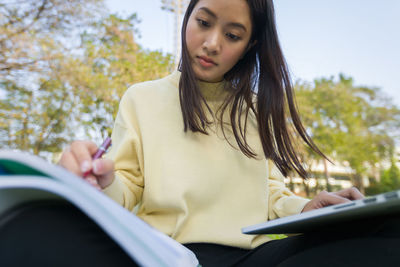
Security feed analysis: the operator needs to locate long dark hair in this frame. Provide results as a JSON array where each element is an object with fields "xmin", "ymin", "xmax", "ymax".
[{"xmin": 178, "ymin": 0, "xmax": 325, "ymax": 178}]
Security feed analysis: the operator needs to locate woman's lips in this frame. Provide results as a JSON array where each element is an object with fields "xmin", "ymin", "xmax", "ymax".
[{"xmin": 198, "ymin": 56, "xmax": 216, "ymax": 68}]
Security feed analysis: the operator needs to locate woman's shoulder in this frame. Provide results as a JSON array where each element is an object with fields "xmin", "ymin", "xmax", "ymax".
[
  {"xmin": 124, "ymin": 71, "xmax": 180, "ymax": 97},
  {"xmin": 119, "ymin": 71, "xmax": 180, "ymax": 109}
]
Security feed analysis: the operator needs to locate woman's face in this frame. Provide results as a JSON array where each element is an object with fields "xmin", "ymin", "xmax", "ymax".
[{"xmin": 185, "ymin": 0, "xmax": 253, "ymax": 82}]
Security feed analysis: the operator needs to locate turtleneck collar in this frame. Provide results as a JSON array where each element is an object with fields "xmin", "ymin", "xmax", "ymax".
[
  {"xmin": 171, "ymin": 70, "xmax": 229, "ymax": 102},
  {"xmin": 197, "ymin": 79, "xmax": 228, "ymax": 102}
]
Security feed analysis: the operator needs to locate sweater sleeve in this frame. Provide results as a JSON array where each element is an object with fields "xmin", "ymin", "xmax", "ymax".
[
  {"xmin": 103, "ymin": 89, "xmax": 144, "ymax": 211},
  {"xmin": 267, "ymin": 160, "xmax": 310, "ymax": 220}
]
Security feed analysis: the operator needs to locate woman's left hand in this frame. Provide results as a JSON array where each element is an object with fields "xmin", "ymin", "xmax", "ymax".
[{"xmin": 302, "ymin": 187, "xmax": 364, "ymax": 213}]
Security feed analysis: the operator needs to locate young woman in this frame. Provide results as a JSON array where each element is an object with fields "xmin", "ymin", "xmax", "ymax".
[{"xmin": 58, "ymin": 0, "xmax": 399, "ymax": 266}]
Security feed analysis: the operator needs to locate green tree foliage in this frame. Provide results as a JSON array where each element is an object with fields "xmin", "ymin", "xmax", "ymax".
[
  {"xmin": 0, "ymin": 0, "xmax": 104, "ymax": 156},
  {"xmin": 0, "ymin": 0, "xmax": 174, "ymax": 158},
  {"xmin": 367, "ymin": 160, "xmax": 400, "ymax": 195},
  {"xmin": 0, "ymin": 0, "xmax": 103, "ymax": 76},
  {"xmin": 296, "ymin": 75, "xmax": 400, "ymax": 193},
  {"xmin": 61, "ymin": 14, "xmax": 173, "ymax": 138},
  {"xmin": 380, "ymin": 160, "xmax": 400, "ymax": 191}
]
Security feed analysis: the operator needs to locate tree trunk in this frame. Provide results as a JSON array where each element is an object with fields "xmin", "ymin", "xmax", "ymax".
[
  {"xmin": 372, "ymin": 163, "xmax": 381, "ymax": 183},
  {"xmin": 302, "ymin": 179, "xmax": 310, "ymax": 198},
  {"xmin": 323, "ymin": 158, "xmax": 332, "ymax": 191},
  {"xmin": 353, "ymin": 173, "xmax": 365, "ymax": 195}
]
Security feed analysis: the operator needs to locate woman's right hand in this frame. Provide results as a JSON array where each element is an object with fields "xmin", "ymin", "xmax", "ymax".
[{"xmin": 59, "ymin": 140, "xmax": 115, "ymax": 190}]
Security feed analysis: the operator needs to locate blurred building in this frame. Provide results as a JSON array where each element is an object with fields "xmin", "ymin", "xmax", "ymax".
[{"xmin": 285, "ymin": 159, "xmax": 356, "ymax": 197}]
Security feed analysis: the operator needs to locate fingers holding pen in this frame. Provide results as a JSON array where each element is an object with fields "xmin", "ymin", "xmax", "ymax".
[
  {"xmin": 59, "ymin": 146, "xmax": 81, "ymax": 176},
  {"xmin": 59, "ymin": 140, "xmax": 98, "ymax": 177},
  {"xmin": 92, "ymin": 158, "xmax": 115, "ymax": 189},
  {"xmin": 58, "ymin": 139, "xmax": 114, "ymax": 190},
  {"xmin": 85, "ymin": 173, "xmax": 102, "ymax": 190},
  {"xmin": 70, "ymin": 140, "xmax": 99, "ymax": 175},
  {"xmin": 71, "ymin": 140, "xmax": 104, "ymax": 189}
]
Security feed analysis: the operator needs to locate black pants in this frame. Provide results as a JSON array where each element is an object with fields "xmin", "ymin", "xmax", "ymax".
[
  {"xmin": 0, "ymin": 201, "xmax": 136, "ymax": 267},
  {"xmin": 185, "ymin": 215, "xmax": 400, "ymax": 267},
  {"xmin": 1, "ymin": 201, "xmax": 400, "ymax": 267}
]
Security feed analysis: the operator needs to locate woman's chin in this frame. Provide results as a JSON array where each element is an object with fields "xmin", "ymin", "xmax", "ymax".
[{"xmin": 193, "ymin": 69, "xmax": 223, "ymax": 83}]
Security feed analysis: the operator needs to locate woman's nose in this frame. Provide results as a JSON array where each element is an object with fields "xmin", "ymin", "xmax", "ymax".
[{"xmin": 202, "ymin": 30, "xmax": 222, "ymax": 55}]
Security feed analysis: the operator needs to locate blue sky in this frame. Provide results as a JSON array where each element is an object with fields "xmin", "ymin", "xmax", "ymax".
[{"xmin": 105, "ymin": 0, "xmax": 400, "ymax": 106}]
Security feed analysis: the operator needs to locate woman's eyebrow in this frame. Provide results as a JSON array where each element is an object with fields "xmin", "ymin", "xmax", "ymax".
[
  {"xmin": 198, "ymin": 7, "xmax": 217, "ymax": 19},
  {"xmin": 198, "ymin": 7, "xmax": 247, "ymax": 32}
]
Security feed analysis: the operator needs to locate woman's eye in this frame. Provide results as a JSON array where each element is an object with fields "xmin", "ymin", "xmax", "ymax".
[
  {"xmin": 226, "ymin": 33, "xmax": 241, "ymax": 41},
  {"xmin": 196, "ymin": 19, "xmax": 210, "ymax": 27}
]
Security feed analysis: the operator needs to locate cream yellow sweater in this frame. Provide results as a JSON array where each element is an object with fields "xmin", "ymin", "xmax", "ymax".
[{"xmin": 104, "ymin": 71, "xmax": 309, "ymax": 249}]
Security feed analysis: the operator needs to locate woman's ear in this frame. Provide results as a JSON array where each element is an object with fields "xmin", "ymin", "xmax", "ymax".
[{"xmin": 240, "ymin": 40, "xmax": 257, "ymax": 59}]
